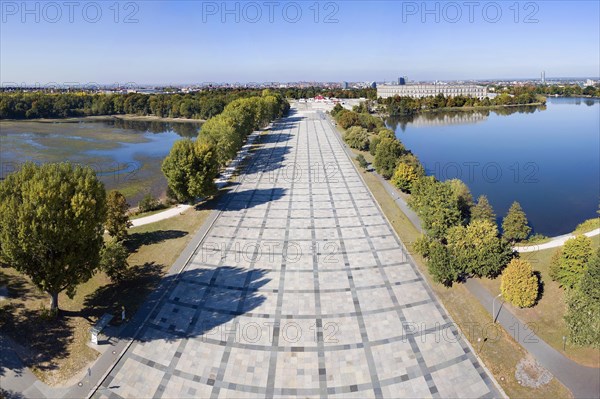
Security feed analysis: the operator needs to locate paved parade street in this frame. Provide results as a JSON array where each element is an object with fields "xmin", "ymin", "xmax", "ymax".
[{"xmin": 95, "ymin": 106, "xmax": 501, "ymax": 398}]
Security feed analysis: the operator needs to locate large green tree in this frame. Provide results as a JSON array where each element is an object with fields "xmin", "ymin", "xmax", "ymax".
[
  {"xmin": 501, "ymin": 258, "xmax": 539, "ymax": 308},
  {"xmin": 448, "ymin": 179, "xmax": 473, "ymax": 223},
  {"xmin": 0, "ymin": 162, "xmax": 107, "ymax": 311},
  {"xmin": 100, "ymin": 239, "xmax": 130, "ymax": 282},
  {"xmin": 446, "ymin": 219, "xmax": 513, "ymax": 278},
  {"xmin": 472, "ymin": 195, "xmax": 496, "ymax": 225},
  {"xmin": 550, "ymin": 235, "xmax": 593, "ymax": 289},
  {"xmin": 408, "ymin": 177, "xmax": 462, "ymax": 240},
  {"xmin": 391, "ymin": 163, "xmax": 420, "ymax": 193},
  {"xmin": 564, "ymin": 249, "xmax": 600, "ymax": 347},
  {"xmin": 502, "ymin": 201, "xmax": 531, "ymax": 242},
  {"xmin": 161, "ymin": 139, "xmax": 219, "ymax": 203},
  {"xmin": 425, "ymin": 239, "xmax": 456, "ymax": 286},
  {"xmin": 373, "ymin": 137, "xmax": 405, "ymax": 179},
  {"xmin": 200, "ymin": 114, "xmax": 243, "ymax": 166},
  {"xmin": 105, "ymin": 190, "xmax": 132, "ymax": 241}
]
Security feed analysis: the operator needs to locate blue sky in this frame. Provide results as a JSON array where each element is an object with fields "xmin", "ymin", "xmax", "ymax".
[{"xmin": 1, "ymin": 1, "xmax": 599, "ymax": 84}]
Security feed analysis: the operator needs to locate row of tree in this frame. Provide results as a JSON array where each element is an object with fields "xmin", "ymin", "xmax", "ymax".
[
  {"xmin": 381, "ymin": 92, "xmax": 545, "ymax": 116},
  {"xmin": 281, "ymin": 87, "xmax": 376, "ymax": 100},
  {"xmin": 161, "ymin": 90, "xmax": 289, "ymax": 203},
  {"xmin": 493, "ymin": 83, "xmax": 600, "ymax": 98},
  {"xmin": 331, "ymin": 104, "xmax": 538, "ymax": 294},
  {"xmin": 0, "ymin": 89, "xmax": 270, "ymax": 120}
]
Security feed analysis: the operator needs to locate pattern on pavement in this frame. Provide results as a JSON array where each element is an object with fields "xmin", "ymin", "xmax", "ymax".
[{"xmin": 95, "ymin": 108, "xmax": 501, "ymax": 398}]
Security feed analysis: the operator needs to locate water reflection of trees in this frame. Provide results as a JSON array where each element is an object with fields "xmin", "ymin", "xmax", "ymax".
[
  {"xmin": 102, "ymin": 119, "xmax": 202, "ymax": 138},
  {"xmin": 386, "ymin": 105, "xmax": 544, "ymax": 132}
]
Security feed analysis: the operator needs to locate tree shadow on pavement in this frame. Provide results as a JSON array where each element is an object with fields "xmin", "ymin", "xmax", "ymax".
[{"xmin": 106, "ymin": 266, "xmax": 270, "ymax": 343}]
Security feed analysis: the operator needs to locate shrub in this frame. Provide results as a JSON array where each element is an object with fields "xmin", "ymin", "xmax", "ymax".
[
  {"xmin": 501, "ymin": 258, "xmax": 539, "ymax": 308},
  {"xmin": 100, "ymin": 239, "xmax": 129, "ymax": 282},
  {"xmin": 356, "ymin": 154, "xmax": 368, "ymax": 169},
  {"xmin": 105, "ymin": 190, "xmax": 132, "ymax": 241},
  {"xmin": 138, "ymin": 193, "xmax": 162, "ymax": 214},
  {"xmin": 344, "ymin": 126, "xmax": 370, "ymax": 150}
]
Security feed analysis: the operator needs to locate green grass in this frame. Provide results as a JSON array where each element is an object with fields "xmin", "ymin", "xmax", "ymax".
[
  {"xmin": 478, "ymin": 234, "xmax": 600, "ymax": 368},
  {"xmin": 346, "ymin": 140, "xmax": 572, "ymax": 398}
]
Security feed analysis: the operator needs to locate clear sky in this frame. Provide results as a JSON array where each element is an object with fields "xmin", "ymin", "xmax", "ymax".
[{"xmin": 1, "ymin": 0, "xmax": 599, "ymax": 84}]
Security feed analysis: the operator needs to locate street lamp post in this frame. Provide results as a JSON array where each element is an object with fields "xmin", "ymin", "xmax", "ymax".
[{"xmin": 492, "ymin": 293, "xmax": 502, "ymax": 323}]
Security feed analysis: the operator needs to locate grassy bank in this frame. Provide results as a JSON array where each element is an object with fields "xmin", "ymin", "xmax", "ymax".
[{"xmin": 344, "ymin": 141, "xmax": 572, "ymax": 398}]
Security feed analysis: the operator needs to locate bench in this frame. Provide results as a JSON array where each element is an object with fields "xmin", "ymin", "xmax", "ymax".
[{"xmin": 90, "ymin": 313, "xmax": 114, "ymax": 344}]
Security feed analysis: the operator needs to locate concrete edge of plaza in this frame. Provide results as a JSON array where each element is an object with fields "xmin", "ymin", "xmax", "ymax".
[{"xmin": 319, "ymin": 110, "xmax": 509, "ymax": 399}]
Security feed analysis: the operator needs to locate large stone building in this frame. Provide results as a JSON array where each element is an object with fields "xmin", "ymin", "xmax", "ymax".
[{"xmin": 377, "ymin": 84, "xmax": 488, "ymax": 99}]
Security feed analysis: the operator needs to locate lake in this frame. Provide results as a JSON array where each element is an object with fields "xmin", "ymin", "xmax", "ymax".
[
  {"xmin": 386, "ymin": 97, "xmax": 600, "ymax": 236},
  {"xmin": 0, "ymin": 118, "xmax": 202, "ymax": 205}
]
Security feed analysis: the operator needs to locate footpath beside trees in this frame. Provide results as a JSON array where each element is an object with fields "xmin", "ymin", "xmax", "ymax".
[{"xmin": 0, "ymin": 163, "xmax": 107, "ymax": 312}]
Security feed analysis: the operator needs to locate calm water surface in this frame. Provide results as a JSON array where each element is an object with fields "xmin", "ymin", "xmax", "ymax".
[
  {"xmin": 0, "ymin": 119, "xmax": 201, "ymax": 204},
  {"xmin": 386, "ymin": 97, "xmax": 600, "ymax": 236}
]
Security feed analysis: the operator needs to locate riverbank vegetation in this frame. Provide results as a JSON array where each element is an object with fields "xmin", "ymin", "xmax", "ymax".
[
  {"xmin": 381, "ymin": 91, "xmax": 546, "ymax": 116},
  {"xmin": 331, "ymin": 102, "xmax": 599, "ymax": 356},
  {"xmin": 496, "ymin": 83, "xmax": 600, "ymax": 98},
  {"xmin": 0, "ymin": 89, "xmax": 280, "ymax": 120}
]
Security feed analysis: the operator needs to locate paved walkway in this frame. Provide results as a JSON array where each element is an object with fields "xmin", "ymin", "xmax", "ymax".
[
  {"xmin": 92, "ymin": 107, "xmax": 501, "ymax": 398},
  {"xmin": 130, "ymin": 205, "xmax": 193, "ymax": 227},
  {"xmin": 464, "ymin": 280, "xmax": 600, "ymax": 399},
  {"xmin": 514, "ymin": 228, "xmax": 600, "ymax": 253}
]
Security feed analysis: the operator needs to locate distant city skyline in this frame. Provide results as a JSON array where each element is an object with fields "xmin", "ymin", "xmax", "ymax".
[{"xmin": 1, "ymin": 1, "xmax": 598, "ymax": 84}]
